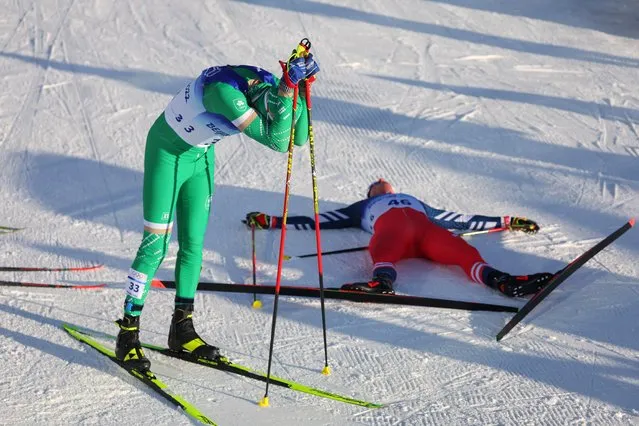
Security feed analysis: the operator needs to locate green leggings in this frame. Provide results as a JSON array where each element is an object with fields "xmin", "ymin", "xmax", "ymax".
[{"xmin": 124, "ymin": 114, "xmax": 215, "ymax": 316}]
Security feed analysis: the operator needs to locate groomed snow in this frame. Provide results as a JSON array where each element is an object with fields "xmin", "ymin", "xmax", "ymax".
[{"xmin": 0, "ymin": 0, "xmax": 638, "ymax": 424}]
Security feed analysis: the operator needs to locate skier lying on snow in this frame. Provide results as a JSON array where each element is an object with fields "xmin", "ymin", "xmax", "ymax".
[{"xmin": 245, "ymin": 178, "xmax": 553, "ymax": 297}]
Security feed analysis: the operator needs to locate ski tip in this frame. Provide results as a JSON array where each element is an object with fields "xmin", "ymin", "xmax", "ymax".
[
  {"xmin": 151, "ymin": 278, "xmax": 166, "ymax": 288},
  {"xmin": 629, "ymin": 217, "xmax": 635, "ymax": 227},
  {"xmin": 62, "ymin": 323, "xmax": 77, "ymax": 333}
]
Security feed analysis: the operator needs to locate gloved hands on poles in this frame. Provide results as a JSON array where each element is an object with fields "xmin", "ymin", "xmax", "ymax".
[{"xmin": 279, "ymin": 48, "xmax": 321, "ymax": 91}]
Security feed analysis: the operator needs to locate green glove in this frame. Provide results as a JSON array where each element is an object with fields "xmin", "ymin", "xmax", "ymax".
[{"xmin": 507, "ymin": 216, "xmax": 540, "ymax": 234}]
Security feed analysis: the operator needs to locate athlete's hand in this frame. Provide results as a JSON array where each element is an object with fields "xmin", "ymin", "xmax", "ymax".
[
  {"xmin": 304, "ymin": 53, "xmax": 320, "ymax": 79},
  {"xmin": 243, "ymin": 212, "xmax": 275, "ymax": 229},
  {"xmin": 506, "ymin": 216, "xmax": 539, "ymax": 234},
  {"xmin": 280, "ymin": 56, "xmax": 307, "ymax": 89}
]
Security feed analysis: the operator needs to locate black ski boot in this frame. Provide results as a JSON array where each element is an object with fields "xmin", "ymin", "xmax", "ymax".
[
  {"xmin": 489, "ymin": 271, "xmax": 554, "ymax": 297},
  {"xmin": 168, "ymin": 306, "xmax": 221, "ymax": 360},
  {"xmin": 115, "ymin": 314, "xmax": 151, "ymax": 372},
  {"xmin": 341, "ymin": 273, "xmax": 395, "ymax": 294}
]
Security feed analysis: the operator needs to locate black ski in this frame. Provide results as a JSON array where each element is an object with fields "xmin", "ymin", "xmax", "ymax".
[
  {"xmin": 152, "ymin": 280, "xmax": 519, "ymax": 313},
  {"xmin": 496, "ymin": 218, "xmax": 635, "ymax": 341}
]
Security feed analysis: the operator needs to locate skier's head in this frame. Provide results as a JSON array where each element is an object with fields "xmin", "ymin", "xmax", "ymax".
[{"xmin": 367, "ymin": 178, "xmax": 395, "ymax": 198}]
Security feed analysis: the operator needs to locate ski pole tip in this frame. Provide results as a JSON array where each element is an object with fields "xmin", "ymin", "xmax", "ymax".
[
  {"xmin": 258, "ymin": 396, "xmax": 269, "ymax": 407},
  {"xmin": 252, "ymin": 299, "xmax": 263, "ymax": 309},
  {"xmin": 321, "ymin": 365, "xmax": 331, "ymax": 376}
]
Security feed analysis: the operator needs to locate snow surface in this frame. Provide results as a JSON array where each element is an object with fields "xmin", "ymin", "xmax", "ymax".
[{"xmin": 1, "ymin": 0, "xmax": 638, "ymax": 424}]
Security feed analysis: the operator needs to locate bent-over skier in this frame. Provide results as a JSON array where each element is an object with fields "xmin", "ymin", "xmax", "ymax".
[{"xmin": 116, "ymin": 43, "xmax": 320, "ymax": 372}]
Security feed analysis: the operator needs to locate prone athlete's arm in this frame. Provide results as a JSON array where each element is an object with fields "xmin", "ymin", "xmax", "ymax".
[
  {"xmin": 421, "ymin": 201, "xmax": 505, "ymax": 231},
  {"xmin": 271, "ymin": 201, "xmax": 364, "ymax": 230}
]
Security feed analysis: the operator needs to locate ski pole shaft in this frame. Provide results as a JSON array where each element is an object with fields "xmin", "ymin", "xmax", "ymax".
[
  {"xmin": 304, "ymin": 75, "xmax": 330, "ymax": 375},
  {"xmin": 261, "ymin": 38, "xmax": 311, "ymax": 407},
  {"xmin": 285, "ymin": 228, "xmax": 508, "ymax": 260},
  {"xmin": 250, "ymin": 225, "xmax": 261, "ymax": 308},
  {"xmin": 285, "ymin": 245, "xmax": 368, "ymax": 260},
  {"xmin": 456, "ymin": 227, "xmax": 508, "ymax": 237},
  {"xmin": 0, "ymin": 264, "xmax": 104, "ymax": 272}
]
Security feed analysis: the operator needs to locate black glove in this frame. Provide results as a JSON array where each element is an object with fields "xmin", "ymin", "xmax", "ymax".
[
  {"xmin": 507, "ymin": 216, "xmax": 540, "ymax": 234},
  {"xmin": 243, "ymin": 212, "xmax": 275, "ymax": 229}
]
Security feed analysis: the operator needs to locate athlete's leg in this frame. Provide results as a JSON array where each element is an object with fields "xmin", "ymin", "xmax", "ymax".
[
  {"xmin": 173, "ymin": 146, "xmax": 215, "ymax": 307},
  {"xmin": 123, "ymin": 118, "xmax": 195, "ymax": 317},
  {"xmin": 416, "ymin": 216, "xmax": 496, "ymax": 285},
  {"xmin": 368, "ymin": 209, "xmax": 418, "ymax": 283},
  {"xmin": 168, "ymin": 147, "xmax": 220, "ymax": 359}
]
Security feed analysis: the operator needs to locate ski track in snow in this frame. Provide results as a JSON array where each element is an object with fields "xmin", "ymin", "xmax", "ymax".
[{"xmin": 1, "ymin": 0, "xmax": 638, "ymax": 424}]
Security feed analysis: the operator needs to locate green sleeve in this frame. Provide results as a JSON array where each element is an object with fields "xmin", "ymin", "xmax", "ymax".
[{"xmin": 202, "ymin": 82, "xmax": 309, "ymax": 152}]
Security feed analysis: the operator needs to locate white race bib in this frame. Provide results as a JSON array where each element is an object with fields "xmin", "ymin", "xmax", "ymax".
[
  {"xmin": 164, "ymin": 72, "xmax": 238, "ymax": 146},
  {"xmin": 361, "ymin": 194, "xmax": 427, "ymax": 233}
]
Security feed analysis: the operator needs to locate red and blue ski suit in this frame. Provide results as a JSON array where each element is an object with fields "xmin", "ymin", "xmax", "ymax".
[{"xmin": 273, "ymin": 193, "xmax": 507, "ymax": 285}]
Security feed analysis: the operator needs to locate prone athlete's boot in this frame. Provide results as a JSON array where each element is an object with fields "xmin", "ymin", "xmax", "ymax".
[
  {"xmin": 168, "ymin": 306, "xmax": 221, "ymax": 360},
  {"xmin": 341, "ymin": 273, "xmax": 395, "ymax": 294},
  {"xmin": 115, "ymin": 314, "xmax": 151, "ymax": 371},
  {"xmin": 488, "ymin": 271, "xmax": 554, "ymax": 297}
]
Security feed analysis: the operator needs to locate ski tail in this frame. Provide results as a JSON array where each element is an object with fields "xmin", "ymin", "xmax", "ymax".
[
  {"xmin": 63, "ymin": 324, "xmax": 217, "ymax": 425},
  {"xmin": 496, "ymin": 218, "xmax": 634, "ymax": 341}
]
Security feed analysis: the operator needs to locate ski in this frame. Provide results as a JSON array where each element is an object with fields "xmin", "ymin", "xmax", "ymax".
[
  {"xmin": 0, "ymin": 264, "xmax": 103, "ymax": 272},
  {"xmin": 63, "ymin": 324, "xmax": 217, "ymax": 425},
  {"xmin": 0, "ymin": 225, "xmax": 24, "ymax": 234},
  {"xmin": 0, "ymin": 280, "xmax": 106, "ymax": 289},
  {"xmin": 68, "ymin": 325, "xmax": 383, "ymax": 408},
  {"xmin": 496, "ymin": 218, "xmax": 635, "ymax": 341},
  {"xmin": 152, "ymin": 280, "xmax": 519, "ymax": 313},
  {"xmin": 142, "ymin": 343, "xmax": 383, "ymax": 408}
]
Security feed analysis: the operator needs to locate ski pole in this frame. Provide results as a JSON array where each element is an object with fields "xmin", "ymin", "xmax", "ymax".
[
  {"xmin": 456, "ymin": 227, "xmax": 508, "ymax": 237},
  {"xmin": 304, "ymin": 71, "xmax": 330, "ymax": 375},
  {"xmin": 0, "ymin": 264, "xmax": 104, "ymax": 272},
  {"xmin": 259, "ymin": 38, "xmax": 311, "ymax": 408},
  {"xmin": 285, "ymin": 245, "xmax": 369, "ymax": 260},
  {"xmin": 250, "ymin": 224, "xmax": 262, "ymax": 309}
]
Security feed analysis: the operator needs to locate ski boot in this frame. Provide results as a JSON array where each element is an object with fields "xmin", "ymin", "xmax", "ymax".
[
  {"xmin": 490, "ymin": 272, "xmax": 554, "ymax": 297},
  {"xmin": 115, "ymin": 314, "xmax": 151, "ymax": 372},
  {"xmin": 168, "ymin": 306, "xmax": 221, "ymax": 361},
  {"xmin": 341, "ymin": 273, "xmax": 395, "ymax": 294}
]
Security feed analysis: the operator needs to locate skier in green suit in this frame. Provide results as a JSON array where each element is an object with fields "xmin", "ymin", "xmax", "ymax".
[{"xmin": 116, "ymin": 44, "xmax": 320, "ymax": 371}]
